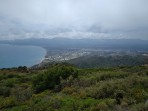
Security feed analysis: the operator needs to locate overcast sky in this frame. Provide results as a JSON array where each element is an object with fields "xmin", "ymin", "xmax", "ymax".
[{"xmin": 0, "ymin": 0, "xmax": 148, "ymax": 40}]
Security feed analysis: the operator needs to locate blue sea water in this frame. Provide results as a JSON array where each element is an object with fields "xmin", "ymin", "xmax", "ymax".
[{"xmin": 0, "ymin": 44, "xmax": 46, "ymax": 68}]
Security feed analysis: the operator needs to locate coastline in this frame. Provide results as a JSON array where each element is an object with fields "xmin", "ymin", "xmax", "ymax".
[
  {"xmin": 31, "ymin": 47, "xmax": 48, "ymax": 68},
  {"xmin": 0, "ymin": 44, "xmax": 47, "ymax": 69}
]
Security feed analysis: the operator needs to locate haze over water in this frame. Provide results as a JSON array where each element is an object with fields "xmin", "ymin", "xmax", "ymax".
[{"xmin": 0, "ymin": 44, "xmax": 46, "ymax": 68}]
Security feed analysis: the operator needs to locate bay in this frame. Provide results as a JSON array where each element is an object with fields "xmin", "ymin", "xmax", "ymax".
[{"xmin": 0, "ymin": 44, "xmax": 46, "ymax": 68}]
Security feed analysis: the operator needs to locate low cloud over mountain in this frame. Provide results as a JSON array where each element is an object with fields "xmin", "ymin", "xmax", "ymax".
[{"xmin": 0, "ymin": 0, "xmax": 148, "ymax": 40}]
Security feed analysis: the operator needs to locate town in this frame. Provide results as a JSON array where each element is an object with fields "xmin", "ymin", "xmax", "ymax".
[{"xmin": 41, "ymin": 48, "xmax": 148, "ymax": 64}]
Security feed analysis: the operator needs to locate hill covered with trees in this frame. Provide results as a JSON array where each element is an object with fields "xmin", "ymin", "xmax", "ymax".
[
  {"xmin": 68, "ymin": 55, "xmax": 148, "ymax": 68},
  {"xmin": 0, "ymin": 64, "xmax": 148, "ymax": 111}
]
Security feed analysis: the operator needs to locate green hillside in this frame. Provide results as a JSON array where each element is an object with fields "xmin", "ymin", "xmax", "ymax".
[
  {"xmin": 68, "ymin": 55, "xmax": 148, "ymax": 68},
  {"xmin": 0, "ymin": 64, "xmax": 148, "ymax": 111}
]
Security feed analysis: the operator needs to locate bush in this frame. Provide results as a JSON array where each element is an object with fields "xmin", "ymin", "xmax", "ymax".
[
  {"xmin": 0, "ymin": 86, "xmax": 11, "ymax": 97},
  {"xmin": 17, "ymin": 66, "xmax": 28, "ymax": 73},
  {"xmin": 3, "ymin": 79, "xmax": 16, "ymax": 87},
  {"xmin": 92, "ymin": 102, "xmax": 108, "ymax": 111},
  {"xmin": 0, "ymin": 97, "xmax": 16, "ymax": 109},
  {"xmin": 32, "ymin": 65, "xmax": 78, "ymax": 93},
  {"xmin": 62, "ymin": 87, "xmax": 78, "ymax": 95},
  {"xmin": 86, "ymin": 81, "xmax": 116, "ymax": 99},
  {"xmin": 12, "ymin": 86, "xmax": 33, "ymax": 102}
]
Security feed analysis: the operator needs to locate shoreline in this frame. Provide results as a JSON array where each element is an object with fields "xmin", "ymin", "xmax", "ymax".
[
  {"xmin": 31, "ymin": 47, "xmax": 48, "ymax": 68},
  {"xmin": 0, "ymin": 44, "xmax": 48, "ymax": 69}
]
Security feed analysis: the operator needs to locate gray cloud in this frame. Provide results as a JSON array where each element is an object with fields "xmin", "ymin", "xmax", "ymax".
[{"xmin": 0, "ymin": 0, "xmax": 148, "ymax": 40}]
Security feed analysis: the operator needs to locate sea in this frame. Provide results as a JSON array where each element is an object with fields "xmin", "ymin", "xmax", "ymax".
[{"xmin": 0, "ymin": 44, "xmax": 46, "ymax": 68}]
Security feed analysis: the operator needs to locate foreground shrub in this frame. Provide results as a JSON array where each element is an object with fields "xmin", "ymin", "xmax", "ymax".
[
  {"xmin": 12, "ymin": 85, "xmax": 33, "ymax": 102},
  {"xmin": 0, "ymin": 96, "xmax": 16, "ymax": 109},
  {"xmin": 32, "ymin": 64, "xmax": 78, "ymax": 93},
  {"xmin": 3, "ymin": 79, "xmax": 16, "ymax": 87},
  {"xmin": 0, "ymin": 86, "xmax": 11, "ymax": 97},
  {"xmin": 92, "ymin": 102, "xmax": 108, "ymax": 111},
  {"xmin": 62, "ymin": 86, "xmax": 78, "ymax": 95}
]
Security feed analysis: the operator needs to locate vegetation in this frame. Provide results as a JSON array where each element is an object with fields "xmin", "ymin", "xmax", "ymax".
[
  {"xmin": 68, "ymin": 55, "xmax": 148, "ymax": 68},
  {"xmin": 0, "ymin": 64, "xmax": 148, "ymax": 111},
  {"xmin": 32, "ymin": 64, "xmax": 78, "ymax": 93}
]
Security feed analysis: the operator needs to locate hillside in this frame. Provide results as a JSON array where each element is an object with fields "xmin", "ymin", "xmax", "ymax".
[
  {"xmin": 0, "ymin": 64, "xmax": 148, "ymax": 111},
  {"xmin": 68, "ymin": 55, "xmax": 148, "ymax": 68}
]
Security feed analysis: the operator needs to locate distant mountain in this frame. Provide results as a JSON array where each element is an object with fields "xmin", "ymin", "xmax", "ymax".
[{"xmin": 0, "ymin": 38, "xmax": 148, "ymax": 50}]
